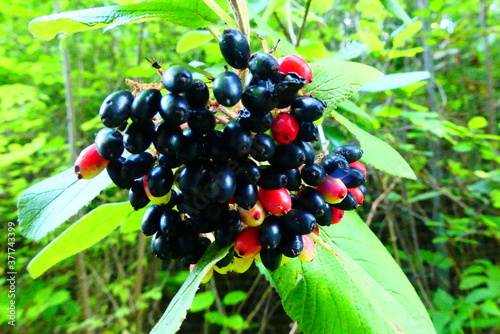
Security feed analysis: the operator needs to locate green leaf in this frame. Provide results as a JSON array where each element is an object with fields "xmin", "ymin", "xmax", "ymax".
[
  {"xmin": 113, "ymin": 0, "xmax": 146, "ymax": 4},
  {"xmin": 190, "ymin": 291, "xmax": 215, "ymax": 312},
  {"xmin": 338, "ymin": 100, "xmax": 375, "ymax": 124},
  {"xmin": 387, "ymin": 47, "xmax": 424, "ymax": 60},
  {"xmin": 150, "ymin": 244, "xmax": 230, "ymax": 334},
  {"xmin": 176, "ymin": 30, "xmax": 214, "ymax": 53},
  {"xmin": 459, "ymin": 275, "xmax": 488, "ymax": 290},
  {"xmin": 360, "ymin": 71, "xmax": 430, "ymax": 92},
  {"xmin": 270, "ymin": 211, "xmax": 435, "ymax": 334},
  {"xmin": 17, "ymin": 168, "xmax": 113, "ymax": 241},
  {"xmin": 222, "ymin": 290, "xmax": 247, "ymax": 306},
  {"xmin": 392, "ymin": 21, "xmax": 422, "ymax": 48},
  {"xmin": 332, "ymin": 111, "xmax": 417, "ymax": 179},
  {"xmin": 27, "ymin": 202, "xmax": 134, "ymax": 279},
  {"xmin": 29, "ymin": 0, "xmax": 223, "ymax": 41},
  {"xmin": 467, "ymin": 116, "xmax": 488, "ymax": 129},
  {"xmin": 120, "ymin": 206, "xmax": 147, "ymax": 233},
  {"xmin": 380, "ymin": 0, "xmax": 412, "ymax": 25},
  {"xmin": 305, "ymin": 60, "xmax": 383, "ymax": 111}
]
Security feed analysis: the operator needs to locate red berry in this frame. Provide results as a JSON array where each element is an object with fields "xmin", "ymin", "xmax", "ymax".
[
  {"xmin": 271, "ymin": 113, "xmax": 299, "ymax": 144},
  {"xmin": 349, "ymin": 187, "xmax": 365, "ymax": 205},
  {"xmin": 74, "ymin": 143, "xmax": 109, "ymax": 179},
  {"xmin": 313, "ymin": 225, "xmax": 320, "ymax": 235},
  {"xmin": 234, "ymin": 226, "xmax": 262, "ymax": 258},
  {"xmin": 277, "ymin": 54, "xmax": 313, "ymax": 83},
  {"xmin": 258, "ymin": 188, "xmax": 292, "ymax": 216},
  {"xmin": 298, "ymin": 234, "xmax": 316, "ymax": 262},
  {"xmin": 349, "ymin": 161, "xmax": 366, "ymax": 177},
  {"xmin": 316, "ymin": 175, "xmax": 348, "ymax": 204},
  {"xmin": 331, "ymin": 207, "xmax": 344, "ymax": 224},
  {"xmin": 238, "ymin": 201, "xmax": 266, "ymax": 226}
]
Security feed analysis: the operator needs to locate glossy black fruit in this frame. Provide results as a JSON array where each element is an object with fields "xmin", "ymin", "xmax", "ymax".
[
  {"xmin": 213, "ymin": 71, "xmax": 243, "ymax": 107},
  {"xmin": 183, "ymin": 79, "xmax": 209, "ymax": 109},
  {"xmin": 258, "ymin": 166, "xmax": 288, "ymax": 190},
  {"xmin": 219, "ymin": 28, "xmax": 250, "ymax": 69},
  {"xmin": 284, "ymin": 168, "xmax": 302, "ymax": 191},
  {"xmin": 188, "ymin": 108, "xmax": 215, "ymax": 134},
  {"xmin": 260, "ymin": 247, "xmax": 282, "ymax": 271},
  {"xmin": 250, "ymin": 133, "xmax": 275, "ymax": 161},
  {"xmin": 215, "ymin": 211, "xmax": 244, "ymax": 247},
  {"xmin": 293, "ymin": 140, "xmax": 316, "ymax": 164},
  {"xmin": 269, "ymin": 143, "xmax": 306, "ymax": 169},
  {"xmin": 248, "ymin": 52, "xmax": 280, "ymax": 81},
  {"xmin": 129, "ymin": 179, "xmax": 150, "ymax": 210},
  {"xmin": 153, "ymin": 123, "xmax": 182, "ymax": 156},
  {"xmin": 297, "ymin": 187, "xmax": 327, "ymax": 217},
  {"xmin": 162, "ymin": 65, "xmax": 193, "ymax": 94},
  {"xmin": 205, "ymin": 130, "xmax": 231, "ymax": 162},
  {"xmin": 222, "ymin": 120, "xmax": 252, "ymax": 158},
  {"xmin": 238, "ymin": 109, "xmax": 273, "ymax": 133},
  {"xmin": 331, "ymin": 192, "xmax": 358, "ymax": 211},
  {"xmin": 189, "ymin": 236, "xmax": 212, "ymax": 263},
  {"xmin": 341, "ymin": 167, "xmax": 366, "ymax": 188},
  {"xmin": 158, "ymin": 153, "xmax": 182, "ymax": 169},
  {"xmin": 315, "ymin": 203, "xmax": 333, "ymax": 226},
  {"xmin": 99, "ymin": 90, "xmax": 134, "ymax": 128},
  {"xmin": 321, "ymin": 153, "xmax": 350, "ymax": 178},
  {"xmin": 281, "ymin": 209, "xmax": 317, "ymax": 235},
  {"xmin": 300, "ymin": 163, "xmax": 326, "ymax": 186},
  {"xmin": 95, "ymin": 128, "xmax": 124, "ymax": 161},
  {"xmin": 206, "ymin": 166, "xmax": 236, "ymax": 203},
  {"xmin": 274, "ymin": 72, "xmax": 306, "ymax": 100},
  {"xmin": 177, "ymin": 226, "xmax": 198, "ymax": 255},
  {"xmin": 130, "ymin": 89, "xmax": 161, "ymax": 123},
  {"xmin": 106, "ymin": 157, "xmax": 133, "ymax": 189},
  {"xmin": 146, "ymin": 165, "xmax": 174, "ymax": 197},
  {"xmin": 177, "ymin": 161, "xmax": 208, "ymax": 197},
  {"xmin": 121, "ymin": 152, "xmax": 155, "ymax": 180},
  {"xmin": 188, "ymin": 216, "xmax": 218, "ymax": 233},
  {"xmin": 124, "ymin": 120, "xmax": 154, "ymax": 154},
  {"xmin": 141, "ymin": 205, "xmax": 163, "ymax": 236},
  {"xmin": 334, "ymin": 145, "xmax": 363, "ymax": 163},
  {"xmin": 233, "ymin": 158, "xmax": 261, "ymax": 184},
  {"xmin": 159, "ymin": 94, "xmax": 190, "ymax": 124},
  {"xmin": 201, "ymin": 203, "xmax": 230, "ymax": 223},
  {"xmin": 279, "ymin": 233, "xmax": 303, "ymax": 258},
  {"xmin": 241, "ymin": 81, "xmax": 278, "ymax": 113},
  {"xmin": 290, "ymin": 97, "xmax": 326, "ymax": 122},
  {"xmin": 296, "ymin": 122, "xmax": 319, "ymax": 142},
  {"xmin": 177, "ymin": 129, "xmax": 205, "ymax": 163},
  {"xmin": 234, "ymin": 182, "xmax": 258, "ymax": 210},
  {"xmin": 159, "ymin": 210, "xmax": 182, "ymax": 235},
  {"xmin": 259, "ymin": 216, "xmax": 282, "ymax": 250}
]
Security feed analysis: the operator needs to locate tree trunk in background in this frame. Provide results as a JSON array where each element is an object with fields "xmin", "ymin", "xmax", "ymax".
[
  {"xmin": 479, "ymin": 0, "xmax": 497, "ymax": 136},
  {"xmin": 413, "ymin": 0, "xmax": 450, "ymax": 291},
  {"xmin": 55, "ymin": 0, "xmax": 93, "ymax": 332}
]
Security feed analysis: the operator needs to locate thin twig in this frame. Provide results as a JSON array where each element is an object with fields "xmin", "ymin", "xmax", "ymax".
[
  {"xmin": 296, "ymin": 0, "xmax": 312, "ymax": 47},
  {"xmin": 236, "ymin": 273, "xmax": 263, "ymax": 314},
  {"xmin": 366, "ymin": 178, "xmax": 400, "ymax": 226},
  {"xmin": 289, "ymin": 322, "xmax": 298, "ymax": 334},
  {"xmin": 273, "ymin": 12, "xmax": 291, "ymax": 42}
]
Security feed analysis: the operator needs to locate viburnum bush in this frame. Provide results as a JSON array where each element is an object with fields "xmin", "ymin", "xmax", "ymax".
[{"xmin": 18, "ymin": 1, "xmax": 435, "ymax": 334}]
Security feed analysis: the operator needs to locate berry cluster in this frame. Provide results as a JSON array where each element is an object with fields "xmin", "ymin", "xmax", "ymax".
[{"xmin": 73, "ymin": 28, "xmax": 368, "ymax": 276}]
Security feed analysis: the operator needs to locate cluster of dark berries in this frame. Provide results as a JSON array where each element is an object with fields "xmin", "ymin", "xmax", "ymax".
[{"xmin": 73, "ymin": 28, "xmax": 367, "ymax": 279}]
